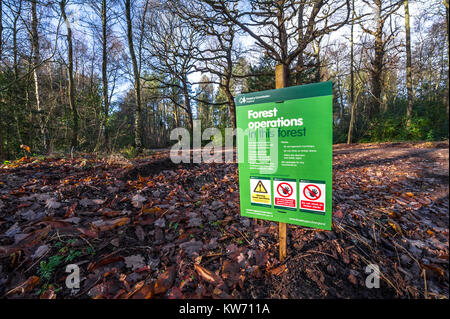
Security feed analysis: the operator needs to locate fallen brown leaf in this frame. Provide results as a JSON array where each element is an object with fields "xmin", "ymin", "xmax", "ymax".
[
  {"xmin": 270, "ymin": 264, "xmax": 287, "ymax": 276},
  {"xmin": 194, "ymin": 264, "xmax": 223, "ymax": 286},
  {"xmin": 154, "ymin": 266, "xmax": 176, "ymax": 295},
  {"xmin": 6, "ymin": 276, "xmax": 40, "ymax": 296}
]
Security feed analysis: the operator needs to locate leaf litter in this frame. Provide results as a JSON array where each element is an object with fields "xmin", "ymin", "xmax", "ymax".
[{"xmin": 0, "ymin": 142, "xmax": 448, "ymax": 299}]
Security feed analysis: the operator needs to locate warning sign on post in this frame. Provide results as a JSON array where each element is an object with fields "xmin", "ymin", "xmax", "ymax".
[
  {"xmin": 274, "ymin": 179, "xmax": 297, "ymax": 210},
  {"xmin": 250, "ymin": 177, "xmax": 271, "ymax": 207},
  {"xmin": 236, "ymin": 82, "xmax": 333, "ymax": 230},
  {"xmin": 299, "ymin": 180, "xmax": 326, "ymax": 214}
]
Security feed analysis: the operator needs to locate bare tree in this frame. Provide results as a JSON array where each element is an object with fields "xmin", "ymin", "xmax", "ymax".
[
  {"xmin": 143, "ymin": 2, "xmax": 202, "ymax": 135},
  {"xmin": 31, "ymin": 0, "xmax": 48, "ymax": 150},
  {"xmin": 347, "ymin": 0, "xmax": 356, "ymax": 144},
  {"xmin": 0, "ymin": 0, "xmax": 3, "ymax": 160},
  {"xmin": 95, "ymin": 0, "xmax": 112, "ymax": 151},
  {"xmin": 404, "ymin": 0, "xmax": 413, "ymax": 125},
  {"xmin": 0, "ymin": 0, "xmax": 3, "ymax": 60},
  {"xmin": 124, "ymin": 0, "xmax": 145, "ymax": 153},
  {"xmin": 360, "ymin": 0, "xmax": 402, "ymax": 117},
  {"xmin": 444, "ymin": 0, "xmax": 449, "ymax": 115},
  {"xmin": 100, "ymin": 0, "xmax": 110, "ymax": 150},
  {"xmin": 202, "ymin": 0, "xmax": 350, "ymax": 87},
  {"xmin": 60, "ymin": 0, "xmax": 78, "ymax": 149},
  {"xmin": 12, "ymin": 1, "xmax": 21, "ymax": 78},
  {"xmin": 173, "ymin": 0, "xmax": 244, "ymax": 128}
]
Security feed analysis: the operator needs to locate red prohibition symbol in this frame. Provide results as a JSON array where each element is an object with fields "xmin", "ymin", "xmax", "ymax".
[
  {"xmin": 277, "ymin": 183, "xmax": 293, "ymax": 197},
  {"xmin": 303, "ymin": 184, "xmax": 321, "ymax": 200}
]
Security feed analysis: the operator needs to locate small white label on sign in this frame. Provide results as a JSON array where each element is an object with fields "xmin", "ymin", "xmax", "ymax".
[
  {"xmin": 299, "ymin": 181, "xmax": 326, "ymax": 213},
  {"xmin": 274, "ymin": 180, "xmax": 297, "ymax": 209}
]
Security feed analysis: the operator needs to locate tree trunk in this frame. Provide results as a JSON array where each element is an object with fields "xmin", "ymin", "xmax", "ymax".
[
  {"xmin": 223, "ymin": 59, "xmax": 236, "ymax": 128},
  {"xmin": 31, "ymin": 0, "xmax": 47, "ymax": 150},
  {"xmin": 0, "ymin": 0, "xmax": 3, "ymax": 59},
  {"xmin": 12, "ymin": 3, "xmax": 19, "ymax": 78},
  {"xmin": 182, "ymin": 80, "xmax": 193, "ymax": 135},
  {"xmin": 60, "ymin": 0, "xmax": 78, "ymax": 149},
  {"xmin": 97, "ymin": 0, "xmax": 109, "ymax": 151},
  {"xmin": 276, "ymin": 1, "xmax": 290, "ymax": 87},
  {"xmin": 371, "ymin": 0, "xmax": 384, "ymax": 118},
  {"xmin": 314, "ymin": 39, "xmax": 321, "ymax": 82},
  {"xmin": 224, "ymin": 87, "xmax": 236, "ymax": 129},
  {"xmin": 295, "ymin": 2, "xmax": 305, "ymax": 85},
  {"xmin": 10, "ymin": 1, "xmax": 23, "ymax": 152},
  {"xmin": 445, "ymin": 0, "xmax": 449, "ymax": 116},
  {"xmin": 347, "ymin": 0, "xmax": 356, "ymax": 144},
  {"xmin": 0, "ymin": 0, "xmax": 3, "ymax": 160},
  {"xmin": 171, "ymin": 87, "xmax": 180, "ymax": 127},
  {"xmin": 404, "ymin": 0, "xmax": 413, "ymax": 125},
  {"xmin": 125, "ymin": 0, "xmax": 143, "ymax": 153}
]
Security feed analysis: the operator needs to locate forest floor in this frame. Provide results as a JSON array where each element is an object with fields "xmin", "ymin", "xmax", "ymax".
[{"xmin": 0, "ymin": 141, "xmax": 448, "ymax": 299}]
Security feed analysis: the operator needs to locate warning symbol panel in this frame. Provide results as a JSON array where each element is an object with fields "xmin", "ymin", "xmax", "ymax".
[
  {"xmin": 250, "ymin": 178, "xmax": 271, "ymax": 206},
  {"xmin": 254, "ymin": 181, "xmax": 268, "ymax": 194},
  {"xmin": 299, "ymin": 180, "xmax": 326, "ymax": 214},
  {"xmin": 274, "ymin": 179, "xmax": 297, "ymax": 210}
]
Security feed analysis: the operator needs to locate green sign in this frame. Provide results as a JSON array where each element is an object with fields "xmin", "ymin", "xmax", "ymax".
[{"xmin": 235, "ymin": 82, "xmax": 333, "ymax": 230}]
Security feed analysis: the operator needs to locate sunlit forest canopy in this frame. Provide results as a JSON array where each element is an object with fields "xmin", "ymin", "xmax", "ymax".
[{"xmin": 0, "ymin": 0, "xmax": 448, "ymax": 159}]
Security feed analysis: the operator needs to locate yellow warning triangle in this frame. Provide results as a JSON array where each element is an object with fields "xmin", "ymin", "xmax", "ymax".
[{"xmin": 254, "ymin": 181, "xmax": 268, "ymax": 193}]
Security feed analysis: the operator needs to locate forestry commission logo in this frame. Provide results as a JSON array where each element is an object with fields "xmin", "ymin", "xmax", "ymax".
[{"xmin": 239, "ymin": 95, "xmax": 271, "ymax": 104}]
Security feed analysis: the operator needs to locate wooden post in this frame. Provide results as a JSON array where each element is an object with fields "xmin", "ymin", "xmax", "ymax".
[
  {"xmin": 275, "ymin": 64, "xmax": 287, "ymax": 262},
  {"xmin": 275, "ymin": 64, "xmax": 285, "ymax": 90}
]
